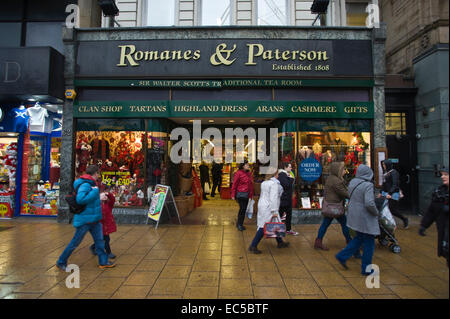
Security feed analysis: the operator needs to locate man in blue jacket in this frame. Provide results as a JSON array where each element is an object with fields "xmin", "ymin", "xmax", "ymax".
[{"xmin": 57, "ymin": 165, "xmax": 115, "ymax": 270}]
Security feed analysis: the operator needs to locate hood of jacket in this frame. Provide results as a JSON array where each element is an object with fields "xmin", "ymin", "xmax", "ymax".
[
  {"xmin": 74, "ymin": 174, "xmax": 97, "ymax": 188},
  {"xmin": 330, "ymin": 162, "xmax": 345, "ymax": 178},
  {"xmin": 355, "ymin": 164, "xmax": 374, "ymax": 181},
  {"xmin": 382, "ymin": 159, "xmax": 393, "ymax": 172}
]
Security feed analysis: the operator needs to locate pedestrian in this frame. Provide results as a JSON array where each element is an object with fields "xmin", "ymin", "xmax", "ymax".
[
  {"xmin": 89, "ymin": 186, "xmax": 117, "ymax": 259},
  {"xmin": 211, "ymin": 161, "xmax": 223, "ymax": 197},
  {"xmin": 248, "ymin": 170, "xmax": 290, "ymax": 253},
  {"xmin": 335, "ymin": 164, "xmax": 379, "ymax": 276},
  {"xmin": 199, "ymin": 161, "xmax": 210, "ymax": 200},
  {"xmin": 418, "ymin": 167, "xmax": 449, "ymax": 267},
  {"xmin": 314, "ymin": 161, "xmax": 354, "ymax": 250},
  {"xmin": 56, "ymin": 165, "xmax": 115, "ymax": 270},
  {"xmin": 231, "ymin": 160, "xmax": 254, "ymax": 231},
  {"xmin": 278, "ymin": 162, "xmax": 298, "ymax": 236},
  {"xmin": 379, "ymin": 159, "xmax": 409, "ymax": 228}
]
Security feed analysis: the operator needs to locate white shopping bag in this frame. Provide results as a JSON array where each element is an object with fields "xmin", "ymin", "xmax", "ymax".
[
  {"xmin": 246, "ymin": 198, "xmax": 255, "ymax": 219},
  {"xmin": 380, "ymin": 201, "xmax": 396, "ymax": 228}
]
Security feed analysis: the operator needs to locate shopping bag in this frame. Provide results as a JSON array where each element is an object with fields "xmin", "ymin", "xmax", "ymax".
[
  {"xmin": 204, "ymin": 183, "xmax": 210, "ymax": 194},
  {"xmin": 379, "ymin": 200, "xmax": 396, "ymax": 230},
  {"xmin": 246, "ymin": 198, "xmax": 255, "ymax": 219},
  {"xmin": 263, "ymin": 216, "xmax": 286, "ymax": 238}
]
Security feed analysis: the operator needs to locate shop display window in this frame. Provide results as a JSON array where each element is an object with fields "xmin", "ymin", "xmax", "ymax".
[
  {"xmin": 75, "ymin": 130, "xmax": 145, "ymax": 207},
  {"xmin": 147, "ymin": 130, "xmax": 168, "ymax": 192},
  {"xmin": 20, "ymin": 135, "xmax": 60, "ymax": 216},
  {"xmin": 280, "ymin": 119, "xmax": 372, "ymax": 210},
  {"xmin": 0, "ymin": 134, "xmax": 18, "ymax": 218}
]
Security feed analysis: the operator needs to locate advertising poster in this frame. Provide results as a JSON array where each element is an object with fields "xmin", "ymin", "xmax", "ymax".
[{"xmin": 147, "ymin": 184, "xmax": 169, "ymax": 222}]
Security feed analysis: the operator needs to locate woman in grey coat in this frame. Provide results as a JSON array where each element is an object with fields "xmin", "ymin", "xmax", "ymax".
[{"xmin": 336, "ymin": 164, "xmax": 379, "ymax": 276}]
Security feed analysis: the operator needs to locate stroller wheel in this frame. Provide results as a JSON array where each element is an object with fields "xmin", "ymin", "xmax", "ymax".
[
  {"xmin": 390, "ymin": 245, "xmax": 401, "ymax": 254},
  {"xmin": 379, "ymin": 238, "xmax": 389, "ymax": 247}
]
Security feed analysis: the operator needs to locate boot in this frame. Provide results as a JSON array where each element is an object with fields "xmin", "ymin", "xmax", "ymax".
[{"xmin": 314, "ymin": 238, "xmax": 329, "ymax": 251}]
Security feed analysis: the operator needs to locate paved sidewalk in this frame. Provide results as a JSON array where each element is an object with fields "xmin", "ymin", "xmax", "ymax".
[{"xmin": 0, "ymin": 206, "xmax": 448, "ymax": 299}]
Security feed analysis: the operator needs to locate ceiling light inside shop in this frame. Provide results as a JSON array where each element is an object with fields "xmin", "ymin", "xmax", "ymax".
[
  {"xmin": 228, "ymin": 120, "xmax": 235, "ymax": 123},
  {"xmin": 188, "ymin": 120, "xmax": 194, "ymax": 122},
  {"xmin": 208, "ymin": 120, "xmax": 214, "ymax": 123},
  {"xmin": 250, "ymin": 120, "xmax": 256, "ymax": 123}
]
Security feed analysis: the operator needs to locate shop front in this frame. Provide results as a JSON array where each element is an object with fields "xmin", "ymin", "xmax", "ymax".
[
  {"xmin": 0, "ymin": 47, "xmax": 64, "ymax": 218},
  {"xmin": 59, "ymin": 26, "xmax": 386, "ymax": 224}
]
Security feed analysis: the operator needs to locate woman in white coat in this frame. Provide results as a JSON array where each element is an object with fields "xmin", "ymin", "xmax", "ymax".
[{"xmin": 248, "ymin": 170, "xmax": 290, "ymax": 254}]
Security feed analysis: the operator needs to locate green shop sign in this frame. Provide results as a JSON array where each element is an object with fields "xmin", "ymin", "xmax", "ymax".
[
  {"xmin": 74, "ymin": 78, "xmax": 374, "ymax": 88},
  {"xmin": 74, "ymin": 100, "xmax": 374, "ymax": 119}
]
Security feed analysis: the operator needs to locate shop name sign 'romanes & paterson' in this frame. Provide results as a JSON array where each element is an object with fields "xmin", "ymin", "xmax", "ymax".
[
  {"xmin": 75, "ymin": 39, "xmax": 373, "ymax": 77},
  {"xmin": 74, "ymin": 101, "xmax": 374, "ymax": 119}
]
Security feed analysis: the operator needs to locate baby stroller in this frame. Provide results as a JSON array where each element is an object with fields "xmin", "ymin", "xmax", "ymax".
[{"xmin": 375, "ymin": 197, "xmax": 401, "ymax": 254}]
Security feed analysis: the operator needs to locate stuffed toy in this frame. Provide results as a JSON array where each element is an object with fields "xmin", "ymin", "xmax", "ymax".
[{"xmin": 4, "ymin": 142, "xmax": 18, "ymax": 180}]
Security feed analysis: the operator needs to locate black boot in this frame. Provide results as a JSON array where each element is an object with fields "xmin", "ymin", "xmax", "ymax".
[{"xmin": 248, "ymin": 246, "xmax": 262, "ymax": 254}]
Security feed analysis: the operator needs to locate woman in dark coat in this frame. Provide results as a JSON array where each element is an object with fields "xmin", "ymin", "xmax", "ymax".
[
  {"xmin": 380, "ymin": 159, "xmax": 409, "ymax": 228},
  {"xmin": 314, "ymin": 162, "xmax": 352, "ymax": 250},
  {"xmin": 419, "ymin": 168, "xmax": 449, "ymax": 267},
  {"xmin": 278, "ymin": 162, "xmax": 298, "ymax": 235}
]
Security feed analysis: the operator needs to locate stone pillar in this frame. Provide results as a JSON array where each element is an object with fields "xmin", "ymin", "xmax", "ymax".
[
  {"xmin": 78, "ymin": 0, "xmax": 102, "ymax": 28},
  {"xmin": 372, "ymin": 23, "xmax": 387, "ymax": 149},
  {"xmin": 58, "ymin": 27, "xmax": 77, "ymax": 223}
]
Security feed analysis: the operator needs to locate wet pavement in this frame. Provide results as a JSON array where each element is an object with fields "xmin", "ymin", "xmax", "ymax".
[{"xmin": 0, "ymin": 198, "xmax": 448, "ymax": 299}]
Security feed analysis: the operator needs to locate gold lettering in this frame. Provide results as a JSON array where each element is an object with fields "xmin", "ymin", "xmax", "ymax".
[
  {"xmin": 117, "ymin": 45, "xmax": 138, "ymax": 66},
  {"xmin": 160, "ymin": 50, "xmax": 170, "ymax": 60},
  {"xmin": 307, "ymin": 51, "xmax": 317, "ymax": 60},
  {"xmin": 246, "ymin": 44, "xmax": 264, "ymax": 65},
  {"xmin": 134, "ymin": 51, "xmax": 144, "ymax": 61},
  {"xmin": 193, "ymin": 50, "xmax": 201, "ymax": 60}
]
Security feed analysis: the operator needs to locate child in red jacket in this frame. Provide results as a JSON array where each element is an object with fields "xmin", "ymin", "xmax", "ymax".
[{"xmin": 90, "ymin": 187, "xmax": 117, "ymax": 259}]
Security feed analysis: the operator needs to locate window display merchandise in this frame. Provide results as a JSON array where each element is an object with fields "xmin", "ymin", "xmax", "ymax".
[
  {"xmin": 0, "ymin": 135, "xmax": 18, "ymax": 218},
  {"xmin": 76, "ymin": 130, "xmax": 146, "ymax": 207}
]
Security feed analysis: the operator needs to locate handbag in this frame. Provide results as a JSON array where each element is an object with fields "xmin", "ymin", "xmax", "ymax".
[
  {"xmin": 263, "ymin": 216, "xmax": 286, "ymax": 238},
  {"xmin": 321, "ymin": 199, "xmax": 345, "ymax": 218}
]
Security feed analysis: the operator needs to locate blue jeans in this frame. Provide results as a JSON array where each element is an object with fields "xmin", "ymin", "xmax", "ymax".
[
  {"xmin": 317, "ymin": 215, "xmax": 352, "ymax": 243},
  {"xmin": 250, "ymin": 227, "xmax": 282, "ymax": 248},
  {"xmin": 336, "ymin": 231, "xmax": 375, "ymax": 274},
  {"xmin": 57, "ymin": 221, "xmax": 108, "ymax": 266}
]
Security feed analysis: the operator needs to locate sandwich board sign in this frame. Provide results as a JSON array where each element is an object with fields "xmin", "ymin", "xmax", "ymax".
[{"xmin": 146, "ymin": 184, "xmax": 181, "ymax": 229}]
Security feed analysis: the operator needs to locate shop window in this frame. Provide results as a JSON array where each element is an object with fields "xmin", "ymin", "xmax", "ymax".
[
  {"xmin": 385, "ymin": 112, "xmax": 407, "ymax": 136},
  {"xmin": 202, "ymin": 0, "xmax": 231, "ymax": 26},
  {"xmin": 146, "ymin": 0, "xmax": 175, "ymax": 26},
  {"xmin": 257, "ymin": 0, "xmax": 287, "ymax": 25},
  {"xmin": 75, "ymin": 128, "xmax": 146, "ymax": 208},
  {"xmin": 0, "ymin": 133, "xmax": 19, "ymax": 219},
  {"xmin": 294, "ymin": 119, "xmax": 372, "ymax": 210},
  {"xmin": 147, "ymin": 126, "xmax": 169, "ymax": 195},
  {"xmin": 21, "ymin": 134, "xmax": 60, "ymax": 216}
]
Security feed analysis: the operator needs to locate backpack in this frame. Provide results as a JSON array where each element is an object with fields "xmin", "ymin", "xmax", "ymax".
[{"xmin": 65, "ymin": 182, "xmax": 87, "ymax": 214}]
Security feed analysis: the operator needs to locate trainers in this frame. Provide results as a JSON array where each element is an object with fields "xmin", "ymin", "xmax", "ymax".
[
  {"xmin": 286, "ymin": 230, "xmax": 299, "ymax": 236},
  {"xmin": 98, "ymin": 261, "xmax": 116, "ymax": 269},
  {"xmin": 277, "ymin": 241, "xmax": 290, "ymax": 248},
  {"xmin": 108, "ymin": 253, "xmax": 116, "ymax": 259},
  {"xmin": 56, "ymin": 263, "xmax": 67, "ymax": 271}
]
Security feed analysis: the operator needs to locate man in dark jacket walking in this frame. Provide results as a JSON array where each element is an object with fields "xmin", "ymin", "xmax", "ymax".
[
  {"xmin": 278, "ymin": 162, "xmax": 298, "ymax": 235},
  {"xmin": 419, "ymin": 168, "xmax": 449, "ymax": 267},
  {"xmin": 380, "ymin": 159, "xmax": 409, "ymax": 229},
  {"xmin": 56, "ymin": 165, "xmax": 115, "ymax": 270},
  {"xmin": 211, "ymin": 161, "xmax": 223, "ymax": 197},
  {"xmin": 199, "ymin": 161, "xmax": 210, "ymax": 200}
]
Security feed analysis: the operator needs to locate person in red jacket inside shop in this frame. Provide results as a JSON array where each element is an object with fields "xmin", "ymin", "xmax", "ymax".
[
  {"xmin": 231, "ymin": 160, "xmax": 254, "ymax": 231},
  {"xmin": 89, "ymin": 185, "xmax": 117, "ymax": 259}
]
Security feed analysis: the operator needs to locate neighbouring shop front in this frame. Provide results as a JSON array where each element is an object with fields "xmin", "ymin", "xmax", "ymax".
[
  {"xmin": 0, "ymin": 47, "xmax": 64, "ymax": 219},
  {"xmin": 59, "ymin": 26, "xmax": 386, "ymax": 224}
]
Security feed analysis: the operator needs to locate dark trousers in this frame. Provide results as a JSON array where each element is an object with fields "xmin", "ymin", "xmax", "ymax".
[
  {"xmin": 211, "ymin": 178, "xmax": 221, "ymax": 196},
  {"xmin": 91, "ymin": 234, "xmax": 111, "ymax": 255},
  {"xmin": 421, "ymin": 202, "xmax": 449, "ymax": 258},
  {"xmin": 388, "ymin": 199, "xmax": 408, "ymax": 225},
  {"xmin": 336, "ymin": 231, "xmax": 375, "ymax": 275},
  {"xmin": 317, "ymin": 215, "xmax": 352, "ymax": 243},
  {"xmin": 201, "ymin": 181, "xmax": 210, "ymax": 199},
  {"xmin": 280, "ymin": 205, "xmax": 292, "ymax": 231},
  {"xmin": 250, "ymin": 227, "xmax": 282, "ymax": 248},
  {"xmin": 237, "ymin": 197, "xmax": 249, "ymax": 227}
]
